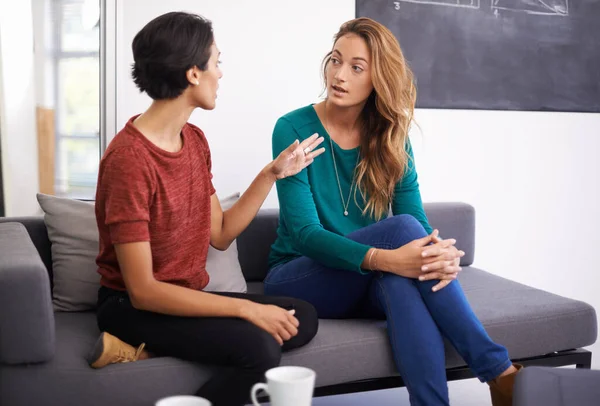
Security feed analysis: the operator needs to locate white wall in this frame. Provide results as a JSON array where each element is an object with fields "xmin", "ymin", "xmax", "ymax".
[
  {"xmin": 114, "ymin": 0, "xmax": 355, "ymax": 205},
  {"xmin": 412, "ymin": 108, "xmax": 600, "ymax": 369},
  {"xmin": 114, "ymin": 0, "xmax": 600, "ymax": 375},
  {"xmin": 0, "ymin": 0, "xmax": 40, "ymax": 216},
  {"xmin": 32, "ymin": 0, "xmax": 54, "ymax": 108}
]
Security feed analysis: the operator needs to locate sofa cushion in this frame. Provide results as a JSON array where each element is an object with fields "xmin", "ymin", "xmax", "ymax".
[
  {"xmin": 1, "ymin": 266, "xmax": 595, "ymax": 405},
  {"xmin": 0, "ymin": 312, "xmax": 214, "ymax": 406},
  {"xmin": 264, "ymin": 267, "xmax": 597, "ymax": 387},
  {"xmin": 37, "ymin": 193, "xmax": 247, "ymax": 311},
  {"xmin": 457, "ymin": 267, "xmax": 596, "ymax": 361},
  {"xmin": 203, "ymin": 193, "xmax": 247, "ymax": 294},
  {"xmin": 37, "ymin": 193, "xmax": 100, "ymax": 311},
  {"xmin": 514, "ymin": 367, "xmax": 600, "ymax": 406},
  {"xmin": 0, "ymin": 222, "xmax": 55, "ymax": 364}
]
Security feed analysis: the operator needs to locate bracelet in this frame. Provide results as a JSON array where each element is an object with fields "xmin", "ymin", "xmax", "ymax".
[
  {"xmin": 368, "ymin": 249, "xmax": 376, "ymax": 270},
  {"xmin": 372, "ymin": 249, "xmax": 379, "ymax": 271}
]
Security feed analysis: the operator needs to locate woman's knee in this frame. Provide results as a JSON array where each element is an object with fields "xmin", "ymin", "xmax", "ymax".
[
  {"xmin": 288, "ymin": 298, "xmax": 319, "ymax": 347},
  {"xmin": 388, "ymin": 214, "xmax": 427, "ymax": 233},
  {"xmin": 375, "ymin": 214, "xmax": 428, "ymax": 247},
  {"xmin": 242, "ymin": 329, "xmax": 282, "ymax": 372},
  {"xmin": 378, "ymin": 272, "xmax": 414, "ymax": 292}
]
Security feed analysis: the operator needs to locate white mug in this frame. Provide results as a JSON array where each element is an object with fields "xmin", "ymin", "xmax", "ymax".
[
  {"xmin": 251, "ymin": 366, "xmax": 316, "ymax": 406},
  {"xmin": 155, "ymin": 395, "xmax": 211, "ymax": 406}
]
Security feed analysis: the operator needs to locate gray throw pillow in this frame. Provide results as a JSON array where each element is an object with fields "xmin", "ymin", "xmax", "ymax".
[
  {"xmin": 36, "ymin": 193, "xmax": 99, "ymax": 311},
  {"xmin": 37, "ymin": 192, "xmax": 247, "ymax": 311},
  {"xmin": 204, "ymin": 193, "xmax": 247, "ymax": 293}
]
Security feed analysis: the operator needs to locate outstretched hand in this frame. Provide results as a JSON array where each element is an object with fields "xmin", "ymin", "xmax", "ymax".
[{"xmin": 270, "ymin": 133, "xmax": 325, "ymax": 180}]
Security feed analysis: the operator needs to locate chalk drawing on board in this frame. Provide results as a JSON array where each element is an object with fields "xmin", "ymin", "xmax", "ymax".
[
  {"xmin": 394, "ymin": 0, "xmax": 480, "ymax": 9},
  {"xmin": 491, "ymin": 0, "xmax": 569, "ymax": 16}
]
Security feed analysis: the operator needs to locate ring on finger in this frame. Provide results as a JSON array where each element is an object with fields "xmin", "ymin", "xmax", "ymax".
[{"xmin": 303, "ymin": 147, "xmax": 311, "ymax": 156}]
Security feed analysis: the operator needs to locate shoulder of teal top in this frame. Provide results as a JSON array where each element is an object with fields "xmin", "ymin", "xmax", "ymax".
[
  {"xmin": 272, "ymin": 105, "xmax": 322, "ymax": 158},
  {"xmin": 276, "ymin": 106, "xmax": 322, "ymax": 136},
  {"xmin": 279, "ymin": 104, "xmax": 317, "ymax": 125}
]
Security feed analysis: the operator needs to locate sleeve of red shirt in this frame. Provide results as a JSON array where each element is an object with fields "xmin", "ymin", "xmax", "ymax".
[
  {"xmin": 101, "ymin": 147, "xmax": 155, "ymax": 244},
  {"xmin": 192, "ymin": 125, "xmax": 216, "ymax": 196}
]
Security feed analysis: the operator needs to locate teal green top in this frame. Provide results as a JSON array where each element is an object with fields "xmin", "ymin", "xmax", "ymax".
[{"xmin": 268, "ymin": 105, "xmax": 433, "ymax": 273}]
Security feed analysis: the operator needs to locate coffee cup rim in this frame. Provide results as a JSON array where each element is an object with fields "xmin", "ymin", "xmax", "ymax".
[{"xmin": 265, "ymin": 366, "xmax": 316, "ymax": 383}]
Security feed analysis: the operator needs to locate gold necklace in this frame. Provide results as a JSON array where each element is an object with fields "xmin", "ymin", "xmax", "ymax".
[{"xmin": 323, "ymin": 102, "xmax": 360, "ymax": 216}]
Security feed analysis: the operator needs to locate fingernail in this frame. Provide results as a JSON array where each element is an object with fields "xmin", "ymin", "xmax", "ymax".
[
  {"xmin": 422, "ymin": 266, "xmax": 428, "ymax": 271},
  {"xmin": 288, "ymin": 309, "xmax": 295, "ymax": 315},
  {"xmin": 432, "ymin": 287, "xmax": 438, "ymax": 292},
  {"xmin": 419, "ymin": 276, "xmax": 425, "ymax": 281}
]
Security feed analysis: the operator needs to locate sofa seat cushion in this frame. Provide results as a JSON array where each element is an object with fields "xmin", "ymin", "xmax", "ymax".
[
  {"xmin": 3, "ymin": 267, "xmax": 595, "ymax": 405},
  {"xmin": 456, "ymin": 267, "xmax": 596, "ymax": 360},
  {"xmin": 254, "ymin": 267, "xmax": 597, "ymax": 387},
  {"xmin": 1, "ymin": 312, "xmax": 214, "ymax": 406}
]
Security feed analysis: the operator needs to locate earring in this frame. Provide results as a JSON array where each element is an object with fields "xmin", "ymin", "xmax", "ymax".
[{"xmin": 195, "ymin": 82, "xmax": 199, "ymax": 86}]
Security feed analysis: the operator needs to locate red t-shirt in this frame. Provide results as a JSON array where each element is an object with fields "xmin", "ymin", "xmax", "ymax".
[{"xmin": 95, "ymin": 116, "xmax": 215, "ymax": 291}]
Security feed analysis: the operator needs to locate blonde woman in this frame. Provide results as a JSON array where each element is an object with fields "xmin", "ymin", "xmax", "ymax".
[{"xmin": 264, "ymin": 17, "xmax": 521, "ymax": 406}]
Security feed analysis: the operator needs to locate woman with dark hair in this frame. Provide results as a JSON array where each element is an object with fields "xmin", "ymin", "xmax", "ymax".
[
  {"xmin": 87, "ymin": 12, "xmax": 322, "ymax": 406},
  {"xmin": 265, "ymin": 17, "xmax": 522, "ymax": 406}
]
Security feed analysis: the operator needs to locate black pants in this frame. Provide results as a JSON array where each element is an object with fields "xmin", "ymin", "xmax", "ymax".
[{"xmin": 96, "ymin": 286, "xmax": 319, "ymax": 406}]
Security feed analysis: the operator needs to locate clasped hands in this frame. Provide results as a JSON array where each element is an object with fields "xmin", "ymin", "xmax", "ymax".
[{"xmin": 393, "ymin": 229, "xmax": 465, "ymax": 292}]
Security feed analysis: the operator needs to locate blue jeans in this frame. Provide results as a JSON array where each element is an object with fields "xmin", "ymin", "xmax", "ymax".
[{"xmin": 264, "ymin": 214, "xmax": 511, "ymax": 406}]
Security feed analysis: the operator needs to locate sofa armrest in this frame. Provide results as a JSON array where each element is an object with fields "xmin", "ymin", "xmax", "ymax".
[
  {"xmin": 423, "ymin": 202, "xmax": 476, "ymax": 266},
  {"xmin": 0, "ymin": 222, "xmax": 55, "ymax": 364}
]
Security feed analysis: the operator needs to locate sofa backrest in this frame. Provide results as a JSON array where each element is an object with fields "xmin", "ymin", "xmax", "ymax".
[
  {"xmin": 236, "ymin": 203, "xmax": 476, "ymax": 281},
  {"xmin": 0, "ymin": 216, "xmax": 53, "ymax": 285},
  {"xmin": 237, "ymin": 209, "xmax": 279, "ymax": 281},
  {"xmin": 0, "ymin": 202, "xmax": 476, "ymax": 284}
]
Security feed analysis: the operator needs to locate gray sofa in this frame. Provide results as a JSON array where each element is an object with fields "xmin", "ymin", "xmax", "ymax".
[
  {"xmin": 0, "ymin": 202, "xmax": 597, "ymax": 406},
  {"xmin": 514, "ymin": 367, "xmax": 600, "ymax": 406}
]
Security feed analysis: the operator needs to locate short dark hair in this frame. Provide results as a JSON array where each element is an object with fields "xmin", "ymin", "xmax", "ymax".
[{"xmin": 131, "ymin": 12, "xmax": 214, "ymax": 100}]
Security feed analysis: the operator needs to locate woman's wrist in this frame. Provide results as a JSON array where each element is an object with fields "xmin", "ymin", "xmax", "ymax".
[
  {"xmin": 236, "ymin": 298, "xmax": 255, "ymax": 320},
  {"xmin": 362, "ymin": 247, "xmax": 391, "ymax": 272},
  {"xmin": 375, "ymin": 248, "xmax": 393, "ymax": 273},
  {"xmin": 261, "ymin": 162, "xmax": 278, "ymax": 183},
  {"xmin": 377, "ymin": 248, "xmax": 412, "ymax": 276},
  {"xmin": 362, "ymin": 248, "xmax": 376, "ymax": 270}
]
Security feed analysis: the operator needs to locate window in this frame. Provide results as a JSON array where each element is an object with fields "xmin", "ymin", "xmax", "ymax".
[
  {"xmin": 35, "ymin": 0, "xmax": 100, "ymax": 199},
  {"xmin": 54, "ymin": 0, "xmax": 100, "ymax": 198}
]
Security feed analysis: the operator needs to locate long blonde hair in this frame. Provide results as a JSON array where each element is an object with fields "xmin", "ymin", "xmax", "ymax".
[{"xmin": 322, "ymin": 18, "xmax": 416, "ymax": 220}]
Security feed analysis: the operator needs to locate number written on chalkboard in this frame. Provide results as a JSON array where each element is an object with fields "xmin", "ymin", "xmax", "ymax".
[{"xmin": 390, "ymin": 0, "xmax": 569, "ymax": 16}]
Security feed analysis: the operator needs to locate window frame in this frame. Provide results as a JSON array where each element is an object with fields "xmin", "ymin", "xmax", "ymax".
[{"xmin": 50, "ymin": 0, "xmax": 116, "ymax": 198}]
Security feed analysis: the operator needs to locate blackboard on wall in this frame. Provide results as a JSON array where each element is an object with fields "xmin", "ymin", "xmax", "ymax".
[{"xmin": 356, "ymin": 0, "xmax": 600, "ymax": 112}]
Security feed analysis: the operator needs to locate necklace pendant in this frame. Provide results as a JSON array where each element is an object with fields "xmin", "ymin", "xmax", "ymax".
[{"xmin": 344, "ymin": 210, "xmax": 349, "ymax": 216}]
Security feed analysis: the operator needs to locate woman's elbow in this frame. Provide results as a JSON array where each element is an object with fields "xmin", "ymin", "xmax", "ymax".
[
  {"xmin": 210, "ymin": 238, "xmax": 232, "ymax": 251},
  {"xmin": 291, "ymin": 232, "xmax": 313, "ymax": 256},
  {"xmin": 127, "ymin": 281, "xmax": 156, "ymax": 310}
]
